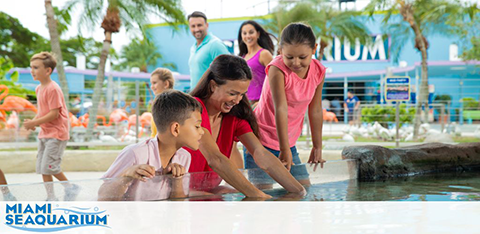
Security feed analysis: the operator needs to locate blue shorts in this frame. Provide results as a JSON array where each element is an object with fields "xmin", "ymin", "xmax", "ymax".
[{"xmin": 244, "ymin": 146, "xmax": 309, "ymax": 184}]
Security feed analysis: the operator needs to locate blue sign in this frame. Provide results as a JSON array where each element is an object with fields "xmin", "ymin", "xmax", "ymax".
[{"xmin": 385, "ymin": 76, "xmax": 410, "ymax": 101}]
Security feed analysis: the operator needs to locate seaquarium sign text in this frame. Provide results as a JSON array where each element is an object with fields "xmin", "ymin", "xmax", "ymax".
[
  {"xmin": 321, "ymin": 35, "xmax": 389, "ymax": 62},
  {"xmin": 5, "ymin": 203, "xmax": 110, "ymax": 232}
]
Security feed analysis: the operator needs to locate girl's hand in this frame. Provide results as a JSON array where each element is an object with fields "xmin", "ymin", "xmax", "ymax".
[
  {"xmin": 308, "ymin": 147, "xmax": 325, "ymax": 172},
  {"xmin": 164, "ymin": 163, "xmax": 186, "ymax": 178},
  {"xmin": 278, "ymin": 150, "xmax": 293, "ymax": 171},
  {"xmin": 121, "ymin": 164, "xmax": 155, "ymax": 182}
]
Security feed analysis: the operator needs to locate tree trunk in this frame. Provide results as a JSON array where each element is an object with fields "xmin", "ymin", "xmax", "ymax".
[
  {"xmin": 317, "ymin": 40, "xmax": 327, "ymax": 61},
  {"xmin": 84, "ymin": 31, "xmax": 112, "ymax": 141},
  {"xmin": 45, "ymin": 0, "xmax": 69, "ymax": 107},
  {"xmin": 399, "ymin": 2, "xmax": 429, "ymax": 140}
]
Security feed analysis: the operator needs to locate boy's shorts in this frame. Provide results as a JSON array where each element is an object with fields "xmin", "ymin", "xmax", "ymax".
[
  {"xmin": 36, "ymin": 138, "xmax": 67, "ymax": 175},
  {"xmin": 244, "ymin": 145, "xmax": 309, "ymax": 185}
]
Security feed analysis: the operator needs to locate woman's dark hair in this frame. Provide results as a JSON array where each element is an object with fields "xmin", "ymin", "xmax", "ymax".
[
  {"xmin": 237, "ymin": 20, "xmax": 275, "ymax": 57},
  {"xmin": 279, "ymin": 22, "xmax": 316, "ymax": 49},
  {"xmin": 190, "ymin": 54, "xmax": 260, "ymax": 137}
]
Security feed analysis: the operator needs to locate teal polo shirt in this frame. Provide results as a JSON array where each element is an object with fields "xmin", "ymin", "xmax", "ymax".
[{"xmin": 188, "ymin": 33, "xmax": 229, "ymax": 90}]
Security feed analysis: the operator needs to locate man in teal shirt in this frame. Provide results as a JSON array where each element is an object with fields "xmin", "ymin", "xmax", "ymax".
[{"xmin": 188, "ymin": 11, "xmax": 229, "ymax": 90}]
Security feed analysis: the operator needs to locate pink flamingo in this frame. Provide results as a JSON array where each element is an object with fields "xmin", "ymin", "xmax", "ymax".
[
  {"xmin": 0, "ymin": 85, "xmax": 37, "ymax": 118},
  {"xmin": 6, "ymin": 111, "xmax": 19, "ymax": 129},
  {"xmin": 69, "ymin": 112, "xmax": 83, "ymax": 128},
  {"xmin": 323, "ymin": 109, "xmax": 338, "ymax": 123},
  {"xmin": 103, "ymin": 109, "xmax": 129, "ymax": 126},
  {"xmin": 121, "ymin": 112, "xmax": 152, "ymax": 140}
]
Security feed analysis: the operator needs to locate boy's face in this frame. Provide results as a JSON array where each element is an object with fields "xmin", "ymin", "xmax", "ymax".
[
  {"xmin": 30, "ymin": 60, "xmax": 51, "ymax": 81},
  {"xmin": 178, "ymin": 110, "xmax": 204, "ymax": 151}
]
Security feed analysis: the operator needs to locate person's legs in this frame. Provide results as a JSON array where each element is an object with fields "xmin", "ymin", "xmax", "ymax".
[
  {"xmin": 347, "ymin": 112, "xmax": 354, "ymax": 126},
  {"xmin": 37, "ymin": 139, "xmax": 56, "ymax": 200},
  {"xmin": 42, "ymin": 174, "xmax": 57, "ymax": 200},
  {"xmin": 0, "ymin": 169, "xmax": 7, "ymax": 185},
  {"xmin": 1, "ymin": 169, "xmax": 16, "ymax": 201},
  {"xmin": 42, "ymin": 139, "xmax": 79, "ymax": 201}
]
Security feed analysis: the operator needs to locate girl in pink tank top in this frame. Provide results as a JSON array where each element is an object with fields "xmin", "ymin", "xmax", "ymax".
[
  {"xmin": 238, "ymin": 20, "xmax": 274, "ymax": 104},
  {"xmin": 247, "ymin": 23, "xmax": 326, "ymax": 175}
]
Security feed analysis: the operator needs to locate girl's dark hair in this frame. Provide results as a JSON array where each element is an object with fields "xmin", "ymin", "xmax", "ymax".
[
  {"xmin": 279, "ymin": 22, "xmax": 316, "ymax": 49},
  {"xmin": 190, "ymin": 54, "xmax": 260, "ymax": 138},
  {"xmin": 238, "ymin": 20, "xmax": 275, "ymax": 57}
]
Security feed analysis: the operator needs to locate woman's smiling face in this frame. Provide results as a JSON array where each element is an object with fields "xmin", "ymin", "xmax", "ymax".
[{"xmin": 209, "ymin": 79, "xmax": 250, "ymax": 113}]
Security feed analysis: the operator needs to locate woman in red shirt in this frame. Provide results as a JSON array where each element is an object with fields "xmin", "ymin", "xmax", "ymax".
[{"xmin": 187, "ymin": 54, "xmax": 305, "ymax": 196}]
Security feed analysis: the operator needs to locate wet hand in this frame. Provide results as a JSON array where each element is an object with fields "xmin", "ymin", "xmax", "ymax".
[
  {"xmin": 308, "ymin": 147, "xmax": 325, "ymax": 172},
  {"xmin": 122, "ymin": 164, "xmax": 155, "ymax": 182},
  {"xmin": 164, "ymin": 163, "xmax": 186, "ymax": 178}
]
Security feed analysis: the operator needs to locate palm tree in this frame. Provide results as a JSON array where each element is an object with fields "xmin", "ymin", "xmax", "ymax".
[
  {"xmin": 366, "ymin": 0, "xmax": 466, "ymax": 139},
  {"xmin": 116, "ymin": 37, "xmax": 166, "ymax": 72},
  {"xmin": 45, "ymin": 0, "xmax": 70, "ymax": 106},
  {"xmin": 263, "ymin": 0, "xmax": 371, "ymax": 60},
  {"xmin": 64, "ymin": 0, "xmax": 186, "ymax": 141}
]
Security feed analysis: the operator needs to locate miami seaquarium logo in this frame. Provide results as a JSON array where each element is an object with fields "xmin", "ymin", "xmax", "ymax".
[{"xmin": 4, "ymin": 203, "xmax": 110, "ymax": 232}]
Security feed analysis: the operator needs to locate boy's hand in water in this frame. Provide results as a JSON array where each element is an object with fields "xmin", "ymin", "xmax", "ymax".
[
  {"xmin": 121, "ymin": 164, "xmax": 155, "ymax": 182},
  {"xmin": 308, "ymin": 147, "xmax": 325, "ymax": 171},
  {"xmin": 279, "ymin": 150, "xmax": 293, "ymax": 171},
  {"xmin": 164, "ymin": 163, "xmax": 186, "ymax": 178}
]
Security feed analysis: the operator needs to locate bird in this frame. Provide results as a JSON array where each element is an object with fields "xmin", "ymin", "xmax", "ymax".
[
  {"xmin": 342, "ymin": 133, "xmax": 355, "ymax": 142},
  {"xmin": 6, "ymin": 111, "xmax": 19, "ymax": 129},
  {"xmin": 323, "ymin": 109, "xmax": 338, "ymax": 123},
  {"xmin": 474, "ymin": 126, "xmax": 480, "ymax": 139},
  {"xmin": 0, "ymin": 85, "xmax": 37, "ymax": 118},
  {"xmin": 98, "ymin": 131, "xmax": 118, "ymax": 142}
]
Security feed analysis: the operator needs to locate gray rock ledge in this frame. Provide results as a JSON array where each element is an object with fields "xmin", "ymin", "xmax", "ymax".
[{"xmin": 342, "ymin": 143, "xmax": 480, "ymax": 180}]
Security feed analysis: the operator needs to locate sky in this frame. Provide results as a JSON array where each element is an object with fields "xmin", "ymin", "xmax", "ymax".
[
  {"xmin": 1, "ymin": 0, "xmax": 285, "ymax": 51},
  {"xmin": 1, "ymin": 0, "xmax": 477, "ymax": 52}
]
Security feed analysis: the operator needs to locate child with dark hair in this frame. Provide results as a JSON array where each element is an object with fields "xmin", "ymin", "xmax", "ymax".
[
  {"xmin": 246, "ymin": 23, "xmax": 327, "ymax": 185},
  {"xmin": 188, "ymin": 54, "xmax": 305, "ymax": 197},
  {"xmin": 99, "ymin": 90, "xmax": 205, "ymax": 201}
]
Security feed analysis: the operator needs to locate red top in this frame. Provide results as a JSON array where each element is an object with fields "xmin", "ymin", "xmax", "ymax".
[{"xmin": 185, "ymin": 97, "xmax": 252, "ymax": 190}]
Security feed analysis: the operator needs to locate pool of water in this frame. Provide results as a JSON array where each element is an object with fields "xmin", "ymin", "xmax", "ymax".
[
  {"xmin": 2, "ymin": 159, "xmax": 479, "ymax": 202},
  {"xmin": 188, "ymin": 170, "xmax": 480, "ymax": 201}
]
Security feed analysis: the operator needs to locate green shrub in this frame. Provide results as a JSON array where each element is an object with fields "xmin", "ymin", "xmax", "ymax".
[
  {"xmin": 461, "ymin": 97, "xmax": 479, "ymax": 110},
  {"xmin": 361, "ymin": 104, "xmax": 415, "ymax": 126}
]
